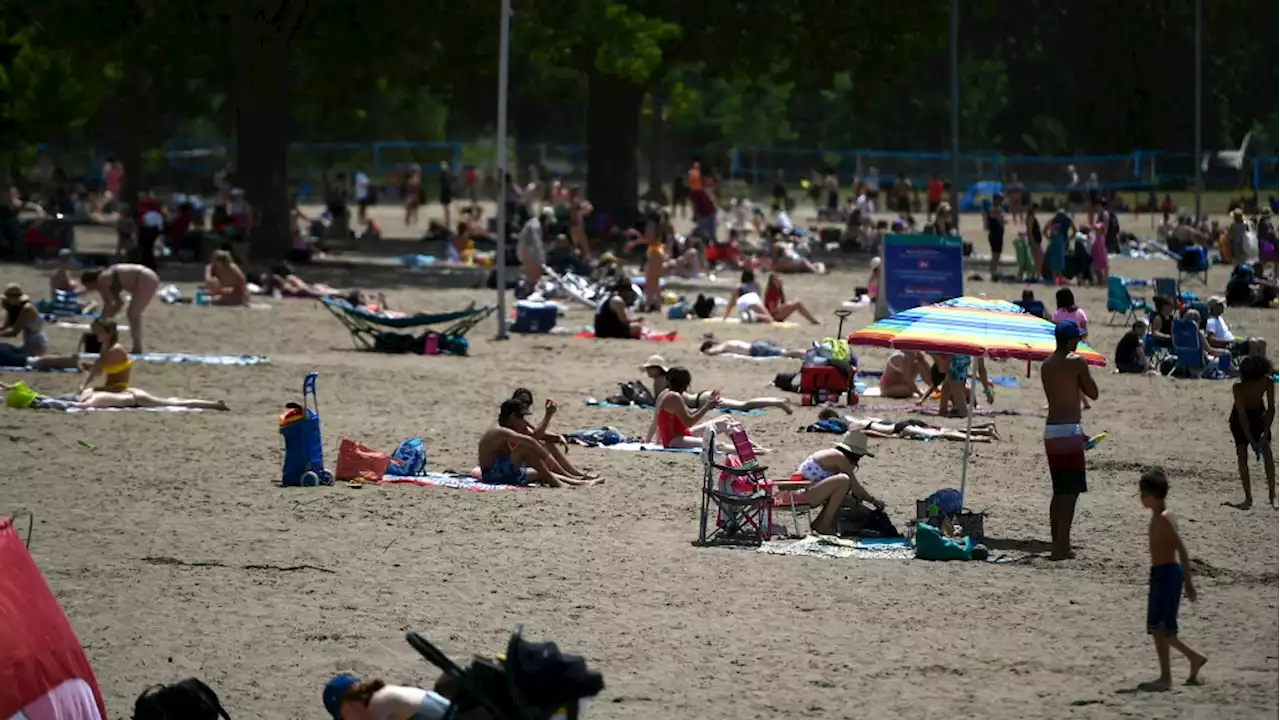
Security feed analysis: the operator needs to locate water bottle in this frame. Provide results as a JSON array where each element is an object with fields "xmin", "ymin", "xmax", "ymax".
[{"xmin": 194, "ymin": 288, "xmax": 207, "ymax": 307}]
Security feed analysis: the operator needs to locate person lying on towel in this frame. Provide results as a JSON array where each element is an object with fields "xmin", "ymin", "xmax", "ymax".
[
  {"xmin": 477, "ymin": 399, "xmax": 601, "ymax": 488},
  {"xmin": 509, "ymin": 388, "xmax": 599, "ymax": 482},
  {"xmin": 699, "ymin": 337, "xmax": 806, "ymax": 359},
  {"xmin": 841, "ymin": 412, "xmax": 1002, "ymax": 442},
  {"xmin": 69, "ymin": 318, "xmax": 229, "ymax": 411}
]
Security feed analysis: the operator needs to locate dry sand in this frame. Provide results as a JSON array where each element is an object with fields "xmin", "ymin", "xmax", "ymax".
[{"xmin": 1, "ymin": 204, "xmax": 1277, "ymax": 720}]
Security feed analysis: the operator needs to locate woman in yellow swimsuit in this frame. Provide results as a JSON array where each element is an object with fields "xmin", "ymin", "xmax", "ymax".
[{"xmin": 75, "ymin": 319, "xmax": 229, "ymax": 410}]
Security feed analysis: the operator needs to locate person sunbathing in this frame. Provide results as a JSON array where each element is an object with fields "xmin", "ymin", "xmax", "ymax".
[
  {"xmin": 322, "ymin": 673, "xmax": 452, "ymax": 720},
  {"xmin": 644, "ymin": 366, "xmax": 770, "ymax": 452},
  {"xmin": 81, "ymin": 263, "xmax": 159, "ymax": 353},
  {"xmin": 762, "ymin": 272, "xmax": 820, "ymax": 324},
  {"xmin": 638, "ymin": 354, "xmax": 793, "ymax": 414},
  {"xmin": 49, "ymin": 249, "xmax": 80, "ymax": 297},
  {"xmin": 771, "ymin": 238, "xmax": 826, "ymax": 274},
  {"xmin": 203, "ymin": 249, "xmax": 249, "ymax": 305},
  {"xmin": 879, "ymin": 349, "xmax": 933, "ymax": 398},
  {"xmin": 791, "ymin": 431, "xmax": 883, "ymax": 535},
  {"xmin": 700, "ymin": 337, "xmax": 805, "ymax": 359},
  {"xmin": 847, "ymin": 415, "xmax": 1002, "ymax": 442},
  {"xmin": 510, "ymin": 388, "xmax": 599, "ymax": 481},
  {"xmin": 263, "ymin": 263, "xmax": 342, "ymax": 298},
  {"xmin": 477, "ymin": 399, "xmax": 600, "ymax": 487},
  {"xmin": 74, "ymin": 319, "xmax": 229, "ymax": 410}
]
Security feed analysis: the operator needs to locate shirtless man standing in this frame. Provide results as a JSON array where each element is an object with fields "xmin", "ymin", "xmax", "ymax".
[
  {"xmin": 880, "ymin": 349, "xmax": 933, "ymax": 399},
  {"xmin": 1041, "ymin": 320, "xmax": 1099, "ymax": 560},
  {"xmin": 477, "ymin": 399, "xmax": 600, "ymax": 488},
  {"xmin": 80, "ymin": 263, "xmax": 160, "ymax": 353}
]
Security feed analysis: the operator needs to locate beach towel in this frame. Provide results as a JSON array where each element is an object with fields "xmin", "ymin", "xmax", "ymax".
[
  {"xmin": 758, "ymin": 535, "xmax": 913, "ymax": 560},
  {"xmin": 804, "ymin": 417, "xmax": 849, "ymax": 434},
  {"xmin": 78, "ymin": 353, "xmax": 269, "ymax": 366},
  {"xmin": 597, "ymin": 442, "xmax": 700, "ymax": 454},
  {"xmin": 0, "ymin": 365, "xmax": 77, "ymax": 373},
  {"xmin": 858, "ymin": 403, "xmax": 1046, "ymax": 419},
  {"xmin": 571, "ymin": 331, "xmax": 678, "ymax": 342},
  {"xmin": 377, "ymin": 473, "xmax": 527, "ymax": 492},
  {"xmin": 700, "ymin": 317, "xmax": 799, "ymax": 328},
  {"xmin": 990, "ymin": 376, "xmax": 1021, "ymax": 389},
  {"xmin": 54, "ymin": 321, "xmax": 129, "ymax": 331},
  {"xmin": 581, "ymin": 398, "xmax": 765, "ymax": 416}
]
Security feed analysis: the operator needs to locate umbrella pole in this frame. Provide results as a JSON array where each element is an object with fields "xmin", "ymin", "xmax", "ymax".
[{"xmin": 959, "ymin": 375, "xmax": 975, "ymax": 507}]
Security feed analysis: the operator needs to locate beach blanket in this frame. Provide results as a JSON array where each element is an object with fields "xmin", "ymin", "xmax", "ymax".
[
  {"xmin": 858, "ymin": 403, "xmax": 1046, "ymax": 419},
  {"xmin": 0, "ymin": 365, "xmax": 77, "ymax": 373},
  {"xmin": 377, "ymin": 473, "xmax": 526, "ymax": 492},
  {"xmin": 597, "ymin": 442, "xmax": 700, "ymax": 454},
  {"xmin": 758, "ymin": 535, "xmax": 913, "ymax": 560},
  {"xmin": 990, "ymin": 376, "xmax": 1021, "ymax": 389},
  {"xmin": 27, "ymin": 397, "xmax": 203, "ymax": 413},
  {"xmin": 581, "ymin": 398, "xmax": 765, "ymax": 416},
  {"xmin": 571, "ymin": 331, "xmax": 679, "ymax": 342},
  {"xmin": 79, "ymin": 353, "xmax": 270, "ymax": 366},
  {"xmin": 54, "ymin": 321, "xmax": 129, "ymax": 331}
]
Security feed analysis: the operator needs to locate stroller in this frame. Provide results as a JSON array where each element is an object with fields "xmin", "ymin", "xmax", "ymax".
[{"xmin": 407, "ymin": 625, "xmax": 604, "ymax": 720}]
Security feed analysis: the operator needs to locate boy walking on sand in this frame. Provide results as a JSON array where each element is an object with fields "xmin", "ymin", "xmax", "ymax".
[{"xmin": 1138, "ymin": 468, "xmax": 1207, "ymax": 691}]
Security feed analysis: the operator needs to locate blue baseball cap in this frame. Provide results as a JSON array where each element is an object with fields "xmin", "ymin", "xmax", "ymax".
[
  {"xmin": 1054, "ymin": 320, "xmax": 1082, "ymax": 342},
  {"xmin": 323, "ymin": 674, "xmax": 359, "ymax": 718}
]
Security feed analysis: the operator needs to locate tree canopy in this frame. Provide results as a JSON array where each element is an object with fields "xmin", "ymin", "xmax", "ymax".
[{"xmin": 1, "ymin": 0, "xmax": 1275, "ymax": 255}]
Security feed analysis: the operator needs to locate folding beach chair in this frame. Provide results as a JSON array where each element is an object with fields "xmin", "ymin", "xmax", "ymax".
[
  {"xmin": 319, "ymin": 296, "xmax": 494, "ymax": 355},
  {"xmin": 1106, "ymin": 276, "xmax": 1148, "ymax": 325},
  {"xmin": 724, "ymin": 422, "xmax": 812, "ymax": 537},
  {"xmin": 694, "ymin": 429, "xmax": 772, "ymax": 546},
  {"xmin": 1176, "ymin": 246, "xmax": 1209, "ymax": 288},
  {"xmin": 1169, "ymin": 318, "xmax": 1205, "ymax": 377},
  {"xmin": 1153, "ymin": 276, "xmax": 1179, "ymax": 301}
]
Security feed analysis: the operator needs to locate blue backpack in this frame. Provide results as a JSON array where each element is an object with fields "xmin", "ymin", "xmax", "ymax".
[{"xmin": 386, "ymin": 438, "xmax": 427, "ymax": 476}]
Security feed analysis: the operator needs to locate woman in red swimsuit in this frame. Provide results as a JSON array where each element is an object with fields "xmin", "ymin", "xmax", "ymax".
[
  {"xmin": 763, "ymin": 273, "xmax": 820, "ymax": 324},
  {"xmin": 648, "ymin": 367, "xmax": 725, "ymax": 449}
]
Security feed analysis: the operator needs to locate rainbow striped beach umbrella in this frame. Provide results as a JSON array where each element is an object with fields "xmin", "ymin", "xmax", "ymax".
[{"xmin": 848, "ymin": 297, "xmax": 1107, "ymax": 366}]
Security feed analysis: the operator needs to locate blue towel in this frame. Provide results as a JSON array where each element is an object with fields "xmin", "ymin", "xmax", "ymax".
[
  {"xmin": 989, "ymin": 375, "xmax": 1021, "ymax": 389},
  {"xmin": 581, "ymin": 398, "xmax": 765, "ymax": 416},
  {"xmin": 0, "ymin": 365, "xmax": 77, "ymax": 373}
]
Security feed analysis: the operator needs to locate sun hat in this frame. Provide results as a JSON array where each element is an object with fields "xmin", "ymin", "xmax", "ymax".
[
  {"xmin": 1207, "ymin": 295, "xmax": 1226, "ymax": 306},
  {"xmin": 640, "ymin": 354, "xmax": 669, "ymax": 372},
  {"xmin": 2, "ymin": 283, "xmax": 29, "ymax": 305},
  {"xmin": 322, "ymin": 673, "xmax": 359, "ymax": 718},
  {"xmin": 834, "ymin": 430, "xmax": 875, "ymax": 457}
]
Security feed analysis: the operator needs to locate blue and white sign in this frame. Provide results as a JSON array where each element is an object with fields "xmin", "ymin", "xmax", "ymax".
[{"xmin": 875, "ymin": 234, "xmax": 965, "ymax": 319}]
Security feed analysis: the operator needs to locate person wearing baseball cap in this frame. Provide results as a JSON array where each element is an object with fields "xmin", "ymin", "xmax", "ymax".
[
  {"xmin": 1041, "ymin": 318, "xmax": 1099, "ymax": 560},
  {"xmin": 476, "ymin": 398, "xmax": 600, "ymax": 488},
  {"xmin": 323, "ymin": 673, "xmax": 451, "ymax": 720},
  {"xmin": 790, "ymin": 430, "xmax": 885, "ymax": 535}
]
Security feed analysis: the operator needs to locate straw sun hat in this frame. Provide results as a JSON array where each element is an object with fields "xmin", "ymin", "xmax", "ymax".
[
  {"xmin": 834, "ymin": 430, "xmax": 875, "ymax": 457},
  {"xmin": 2, "ymin": 283, "xmax": 29, "ymax": 305},
  {"xmin": 640, "ymin": 355, "xmax": 669, "ymax": 372}
]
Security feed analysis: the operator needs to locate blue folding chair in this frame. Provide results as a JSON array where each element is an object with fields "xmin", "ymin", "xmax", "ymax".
[
  {"xmin": 1169, "ymin": 318, "xmax": 1205, "ymax": 377},
  {"xmin": 1107, "ymin": 276, "xmax": 1148, "ymax": 325},
  {"xmin": 1153, "ymin": 276, "xmax": 1179, "ymax": 301},
  {"xmin": 1177, "ymin": 246, "xmax": 1209, "ymax": 287},
  {"xmin": 1014, "ymin": 299, "xmax": 1047, "ymax": 319}
]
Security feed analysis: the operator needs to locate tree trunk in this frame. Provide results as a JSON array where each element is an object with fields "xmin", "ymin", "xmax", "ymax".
[
  {"xmin": 232, "ymin": 2, "xmax": 307, "ymax": 261},
  {"xmin": 644, "ymin": 90, "xmax": 667, "ymax": 204},
  {"xmin": 586, "ymin": 72, "xmax": 644, "ymax": 230}
]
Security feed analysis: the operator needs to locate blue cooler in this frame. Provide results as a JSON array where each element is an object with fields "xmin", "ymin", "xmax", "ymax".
[{"xmin": 511, "ymin": 301, "xmax": 558, "ymax": 333}]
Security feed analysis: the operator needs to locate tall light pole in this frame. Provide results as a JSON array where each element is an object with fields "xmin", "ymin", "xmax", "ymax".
[
  {"xmin": 494, "ymin": 0, "xmax": 512, "ymax": 339},
  {"xmin": 949, "ymin": 0, "xmax": 961, "ymax": 216},
  {"xmin": 1193, "ymin": 0, "xmax": 1203, "ymax": 220}
]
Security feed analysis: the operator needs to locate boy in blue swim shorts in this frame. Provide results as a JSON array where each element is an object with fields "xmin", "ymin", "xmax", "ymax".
[
  {"xmin": 1138, "ymin": 468, "xmax": 1207, "ymax": 690},
  {"xmin": 477, "ymin": 399, "xmax": 601, "ymax": 488}
]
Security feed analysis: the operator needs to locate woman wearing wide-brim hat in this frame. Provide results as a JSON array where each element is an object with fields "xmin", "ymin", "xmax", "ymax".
[
  {"xmin": 0, "ymin": 283, "xmax": 51, "ymax": 367},
  {"xmin": 791, "ymin": 430, "xmax": 885, "ymax": 535}
]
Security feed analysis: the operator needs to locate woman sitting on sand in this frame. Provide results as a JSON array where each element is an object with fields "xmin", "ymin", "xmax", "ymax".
[
  {"xmin": 635, "ymin": 354, "xmax": 793, "ymax": 414},
  {"xmin": 722, "ymin": 268, "xmax": 775, "ymax": 323},
  {"xmin": 1, "ymin": 284, "xmax": 51, "ymax": 368},
  {"xmin": 791, "ymin": 430, "xmax": 883, "ymax": 535},
  {"xmin": 594, "ymin": 277, "xmax": 668, "ymax": 339},
  {"xmin": 510, "ymin": 388, "xmax": 598, "ymax": 482},
  {"xmin": 762, "ymin": 272, "xmax": 820, "ymax": 324},
  {"xmin": 203, "ymin": 249, "xmax": 249, "ymax": 305},
  {"xmin": 645, "ymin": 366, "xmax": 769, "ymax": 452},
  {"xmin": 878, "ymin": 350, "xmax": 933, "ymax": 399},
  {"xmin": 73, "ymin": 319, "xmax": 229, "ymax": 410},
  {"xmin": 81, "ymin": 263, "xmax": 159, "ymax": 353}
]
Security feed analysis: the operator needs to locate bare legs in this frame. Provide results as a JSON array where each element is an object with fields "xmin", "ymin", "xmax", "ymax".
[
  {"xmin": 127, "ymin": 272, "xmax": 158, "ymax": 354},
  {"xmin": 542, "ymin": 441, "xmax": 598, "ymax": 480},
  {"xmin": 1142, "ymin": 630, "xmax": 1207, "ymax": 690},
  {"xmin": 717, "ymin": 397, "xmax": 794, "ymax": 415},
  {"xmin": 513, "ymin": 444, "xmax": 600, "ymax": 488},
  {"xmin": 1233, "ymin": 443, "xmax": 1277, "ymax": 509},
  {"xmin": 804, "ymin": 473, "xmax": 854, "ymax": 534},
  {"xmin": 1049, "ymin": 493, "xmax": 1078, "ymax": 560},
  {"xmin": 77, "ymin": 388, "xmax": 229, "ymax": 410},
  {"xmin": 771, "ymin": 300, "xmax": 820, "ymax": 325}
]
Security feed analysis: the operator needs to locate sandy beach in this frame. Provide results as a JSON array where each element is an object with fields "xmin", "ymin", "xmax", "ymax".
[{"xmin": 1, "ymin": 204, "xmax": 1276, "ymax": 719}]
